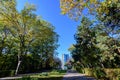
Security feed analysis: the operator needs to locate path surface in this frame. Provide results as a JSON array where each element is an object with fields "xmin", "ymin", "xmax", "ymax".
[
  {"xmin": 0, "ymin": 72, "xmax": 40, "ymax": 80},
  {"xmin": 0, "ymin": 70, "xmax": 96, "ymax": 80},
  {"xmin": 0, "ymin": 76, "xmax": 22, "ymax": 80},
  {"xmin": 62, "ymin": 70, "xmax": 96, "ymax": 80}
]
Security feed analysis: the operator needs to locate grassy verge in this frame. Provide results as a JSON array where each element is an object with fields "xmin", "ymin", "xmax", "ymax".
[{"xmin": 16, "ymin": 70, "xmax": 66, "ymax": 80}]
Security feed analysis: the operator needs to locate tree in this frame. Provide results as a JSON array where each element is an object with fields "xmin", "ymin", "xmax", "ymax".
[
  {"xmin": 72, "ymin": 17, "xmax": 99, "ymax": 68},
  {"xmin": 29, "ymin": 20, "xmax": 59, "ymax": 69},
  {"xmin": 70, "ymin": 17, "xmax": 120, "ymax": 68},
  {"xmin": 53, "ymin": 57, "xmax": 62, "ymax": 69},
  {"xmin": 0, "ymin": 0, "xmax": 59, "ymax": 75},
  {"xmin": 60, "ymin": 0, "xmax": 120, "ymax": 31},
  {"xmin": 60, "ymin": 0, "xmax": 118, "ymax": 17}
]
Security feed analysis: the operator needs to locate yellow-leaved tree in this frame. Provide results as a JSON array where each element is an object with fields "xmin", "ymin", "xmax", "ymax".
[{"xmin": 60, "ymin": 0, "xmax": 119, "ymax": 19}]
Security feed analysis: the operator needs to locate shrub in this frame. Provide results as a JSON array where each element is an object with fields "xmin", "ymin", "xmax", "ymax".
[
  {"xmin": 0, "ymin": 70, "xmax": 15, "ymax": 77},
  {"xmin": 84, "ymin": 68, "xmax": 94, "ymax": 77},
  {"xmin": 93, "ymin": 68, "xmax": 106, "ymax": 79},
  {"xmin": 104, "ymin": 69, "xmax": 120, "ymax": 80},
  {"xmin": 10, "ymin": 70, "xmax": 15, "ymax": 76},
  {"xmin": 41, "ymin": 72, "xmax": 48, "ymax": 76},
  {"xmin": 76, "ymin": 67, "xmax": 83, "ymax": 73},
  {"xmin": 58, "ymin": 70, "xmax": 66, "ymax": 73},
  {"xmin": 77, "ymin": 68, "xmax": 120, "ymax": 80},
  {"xmin": 19, "ymin": 76, "xmax": 31, "ymax": 80}
]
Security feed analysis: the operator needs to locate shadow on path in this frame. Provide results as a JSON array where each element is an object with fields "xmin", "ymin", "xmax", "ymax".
[{"xmin": 62, "ymin": 70, "xmax": 96, "ymax": 80}]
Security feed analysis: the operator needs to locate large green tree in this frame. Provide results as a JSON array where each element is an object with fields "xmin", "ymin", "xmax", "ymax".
[
  {"xmin": 70, "ymin": 17, "xmax": 120, "ymax": 68},
  {"xmin": 0, "ymin": 0, "xmax": 59, "ymax": 75}
]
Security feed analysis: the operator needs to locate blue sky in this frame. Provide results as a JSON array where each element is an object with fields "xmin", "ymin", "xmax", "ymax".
[{"xmin": 16, "ymin": 0, "xmax": 79, "ymax": 60}]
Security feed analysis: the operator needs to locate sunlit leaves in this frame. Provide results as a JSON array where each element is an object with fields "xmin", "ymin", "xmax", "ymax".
[
  {"xmin": 0, "ymin": 0, "xmax": 18, "ymax": 27},
  {"xmin": 60, "ymin": 0, "xmax": 119, "ymax": 19}
]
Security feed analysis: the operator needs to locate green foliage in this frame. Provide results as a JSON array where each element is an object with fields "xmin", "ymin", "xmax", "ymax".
[
  {"xmin": 70, "ymin": 16, "xmax": 120, "ymax": 69},
  {"xmin": 50, "ymin": 70, "xmax": 66, "ymax": 74},
  {"xmin": 0, "ymin": 70, "xmax": 15, "ymax": 77},
  {"xmin": 41, "ymin": 72, "xmax": 49, "ymax": 76},
  {"xmin": 93, "ymin": 68, "xmax": 106, "ymax": 79},
  {"xmin": 80, "ymin": 68, "xmax": 120, "ymax": 80},
  {"xmin": 19, "ymin": 76, "xmax": 33, "ymax": 80},
  {"xmin": 0, "ymin": 0, "xmax": 60, "ymax": 77},
  {"xmin": 61, "ymin": 0, "xmax": 120, "ymax": 79},
  {"xmin": 71, "ymin": 17, "xmax": 99, "ymax": 68},
  {"xmin": 64, "ymin": 62, "xmax": 72, "ymax": 69},
  {"xmin": 60, "ymin": 0, "xmax": 120, "ymax": 22}
]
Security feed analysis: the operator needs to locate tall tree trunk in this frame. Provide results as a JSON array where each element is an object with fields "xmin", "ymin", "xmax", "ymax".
[
  {"xmin": 15, "ymin": 35, "xmax": 24, "ymax": 75},
  {"xmin": 15, "ymin": 54, "xmax": 21, "ymax": 75}
]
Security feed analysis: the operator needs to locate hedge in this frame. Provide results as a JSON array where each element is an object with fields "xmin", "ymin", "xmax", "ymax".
[
  {"xmin": 77, "ymin": 68, "xmax": 120, "ymax": 80},
  {"xmin": 0, "ymin": 70, "xmax": 15, "ymax": 77}
]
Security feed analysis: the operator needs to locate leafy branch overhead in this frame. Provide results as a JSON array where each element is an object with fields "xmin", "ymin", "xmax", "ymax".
[
  {"xmin": 60, "ymin": 0, "xmax": 118, "ymax": 15},
  {"xmin": 60, "ymin": 0, "xmax": 119, "ymax": 20}
]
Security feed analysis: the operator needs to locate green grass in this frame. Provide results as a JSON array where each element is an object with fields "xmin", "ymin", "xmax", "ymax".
[{"xmin": 17, "ymin": 70, "xmax": 66, "ymax": 80}]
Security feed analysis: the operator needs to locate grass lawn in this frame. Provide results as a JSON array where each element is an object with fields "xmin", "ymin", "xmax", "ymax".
[{"xmin": 17, "ymin": 70, "xmax": 66, "ymax": 80}]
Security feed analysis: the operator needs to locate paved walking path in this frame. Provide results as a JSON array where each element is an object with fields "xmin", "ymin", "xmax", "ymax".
[
  {"xmin": 0, "ymin": 70, "xmax": 96, "ymax": 80},
  {"xmin": 62, "ymin": 70, "xmax": 96, "ymax": 80},
  {"xmin": 0, "ymin": 72, "xmax": 40, "ymax": 80},
  {"xmin": 0, "ymin": 76, "xmax": 22, "ymax": 80}
]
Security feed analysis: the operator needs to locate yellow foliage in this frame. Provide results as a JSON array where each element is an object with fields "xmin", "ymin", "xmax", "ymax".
[
  {"xmin": 60, "ymin": 0, "xmax": 120, "ymax": 19},
  {"xmin": 108, "ymin": 1, "xmax": 111, "ymax": 4},
  {"xmin": 70, "ymin": 3, "xmax": 74, "ymax": 7}
]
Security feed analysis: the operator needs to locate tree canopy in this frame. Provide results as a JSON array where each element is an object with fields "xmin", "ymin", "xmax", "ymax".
[
  {"xmin": 0, "ymin": 0, "xmax": 60, "ymax": 76},
  {"xmin": 69, "ymin": 17, "xmax": 120, "ymax": 68},
  {"xmin": 60, "ymin": 0, "xmax": 120, "ymax": 28}
]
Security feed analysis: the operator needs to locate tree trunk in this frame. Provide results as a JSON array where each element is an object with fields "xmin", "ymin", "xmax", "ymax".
[
  {"xmin": 15, "ymin": 35, "xmax": 24, "ymax": 75},
  {"xmin": 15, "ymin": 55, "xmax": 21, "ymax": 75}
]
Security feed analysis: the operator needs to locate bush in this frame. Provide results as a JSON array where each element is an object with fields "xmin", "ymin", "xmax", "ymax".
[
  {"xmin": 93, "ymin": 68, "xmax": 106, "ymax": 79},
  {"xmin": 57, "ymin": 70, "xmax": 66, "ymax": 73},
  {"xmin": 51, "ymin": 69, "xmax": 66, "ymax": 73},
  {"xmin": 0, "ymin": 70, "xmax": 15, "ymax": 77},
  {"xmin": 41, "ymin": 72, "xmax": 49, "ymax": 76},
  {"xmin": 84, "ymin": 68, "xmax": 94, "ymax": 77},
  {"xmin": 76, "ymin": 67, "xmax": 83, "ymax": 73},
  {"xmin": 19, "ymin": 76, "xmax": 31, "ymax": 80},
  {"xmin": 77, "ymin": 68, "xmax": 120, "ymax": 80},
  {"xmin": 104, "ymin": 69, "xmax": 120, "ymax": 80},
  {"xmin": 10, "ymin": 70, "xmax": 15, "ymax": 76}
]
